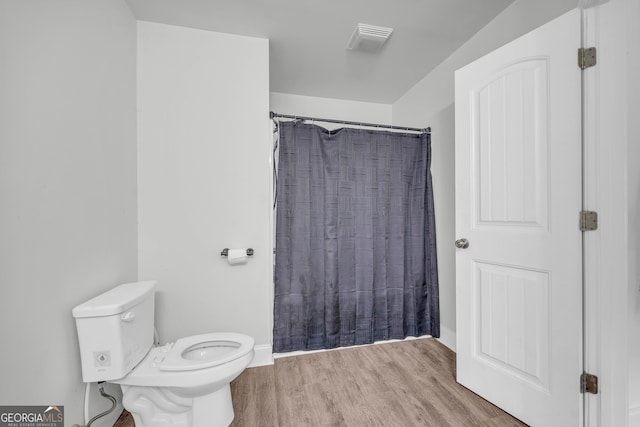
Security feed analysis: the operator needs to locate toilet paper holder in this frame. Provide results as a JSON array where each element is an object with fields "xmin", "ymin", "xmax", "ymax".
[{"xmin": 220, "ymin": 248, "xmax": 254, "ymax": 257}]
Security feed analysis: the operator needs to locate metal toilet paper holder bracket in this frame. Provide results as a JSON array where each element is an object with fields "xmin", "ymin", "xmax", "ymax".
[{"xmin": 220, "ymin": 248, "xmax": 254, "ymax": 257}]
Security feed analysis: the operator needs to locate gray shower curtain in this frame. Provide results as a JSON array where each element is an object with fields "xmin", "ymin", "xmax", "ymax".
[{"xmin": 273, "ymin": 121, "xmax": 439, "ymax": 352}]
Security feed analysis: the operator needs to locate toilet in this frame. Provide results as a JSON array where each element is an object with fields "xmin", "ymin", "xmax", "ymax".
[{"xmin": 72, "ymin": 281, "xmax": 254, "ymax": 427}]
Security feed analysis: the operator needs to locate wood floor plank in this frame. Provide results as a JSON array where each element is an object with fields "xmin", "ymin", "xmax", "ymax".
[
  {"xmin": 230, "ymin": 365, "xmax": 278, "ymax": 427},
  {"xmin": 479, "ymin": 414, "xmax": 531, "ymax": 427},
  {"xmin": 230, "ymin": 338, "xmax": 528, "ymax": 427},
  {"xmin": 398, "ymin": 340, "xmax": 507, "ymax": 422},
  {"xmin": 329, "ymin": 346, "xmax": 413, "ymax": 427},
  {"xmin": 113, "ymin": 410, "xmax": 134, "ymax": 427},
  {"xmin": 376, "ymin": 342, "xmax": 485, "ymax": 426}
]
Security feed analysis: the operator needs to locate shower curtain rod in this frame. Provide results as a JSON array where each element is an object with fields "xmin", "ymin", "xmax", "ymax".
[{"xmin": 270, "ymin": 111, "xmax": 430, "ymax": 134}]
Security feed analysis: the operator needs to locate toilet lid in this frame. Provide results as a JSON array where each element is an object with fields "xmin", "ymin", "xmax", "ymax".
[{"xmin": 158, "ymin": 332, "xmax": 254, "ymax": 372}]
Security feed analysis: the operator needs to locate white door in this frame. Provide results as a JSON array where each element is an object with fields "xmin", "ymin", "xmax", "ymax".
[{"xmin": 455, "ymin": 9, "xmax": 582, "ymax": 427}]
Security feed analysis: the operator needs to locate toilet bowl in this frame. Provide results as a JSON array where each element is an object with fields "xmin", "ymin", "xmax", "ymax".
[
  {"xmin": 114, "ymin": 333, "xmax": 254, "ymax": 427},
  {"xmin": 72, "ymin": 281, "xmax": 255, "ymax": 427},
  {"xmin": 115, "ymin": 332, "xmax": 254, "ymax": 389},
  {"xmin": 162, "ymin": 333, "xmax": 254, "ymax": 373}
]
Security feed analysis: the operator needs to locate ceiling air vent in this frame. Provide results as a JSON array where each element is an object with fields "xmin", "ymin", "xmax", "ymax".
[{"xmin": 346, "ymin": 23, "xmax": 393, "ymax": 53}]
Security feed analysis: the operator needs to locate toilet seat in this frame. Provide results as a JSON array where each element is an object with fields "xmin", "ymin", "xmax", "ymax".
[{"xmin": 159, "ymin": 332, "xmax": 254, "ymax": 372}]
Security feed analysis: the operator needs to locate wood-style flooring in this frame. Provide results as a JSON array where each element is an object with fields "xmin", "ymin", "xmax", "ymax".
[
  {"xmin": 113, "ymin": 409, "xmax": 134, "ymax": 427},
  {"xmin": 230, "ymin": 338, "xmax": 527, "ymax": 427}
]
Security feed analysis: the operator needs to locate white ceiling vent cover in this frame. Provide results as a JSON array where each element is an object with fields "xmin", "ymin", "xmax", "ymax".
[{"xmin": 346, "ymin": 23, "xmax": 393, "ymax": 52}]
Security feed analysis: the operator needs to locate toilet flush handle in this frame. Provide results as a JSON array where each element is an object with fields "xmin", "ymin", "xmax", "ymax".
[{"xmin": 121, "ymin": 311, "xmax": 136, "ymax": 322}]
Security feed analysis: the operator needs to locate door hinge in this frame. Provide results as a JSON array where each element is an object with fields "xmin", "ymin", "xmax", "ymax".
[
  {"xmin": 581, "ymin": 372, "xmax": 599, "ymax": 394},
  {"xmin": 580, "ymin": 211, "xmax": 598, "ymax": 231},
  {"xmin": 579, "ymin": 47, "xmax": 597, "ymax": 69}
]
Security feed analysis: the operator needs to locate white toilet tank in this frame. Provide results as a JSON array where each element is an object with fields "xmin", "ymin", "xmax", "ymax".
[{"xmin": 72, "ymin": 281, "xmax": 157, "ymax": 383}]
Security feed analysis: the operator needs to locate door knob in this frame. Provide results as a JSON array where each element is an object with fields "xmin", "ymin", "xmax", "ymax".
[{"xmin": 455, "ymin": 238, "xmax": 469, "ymax": 249}]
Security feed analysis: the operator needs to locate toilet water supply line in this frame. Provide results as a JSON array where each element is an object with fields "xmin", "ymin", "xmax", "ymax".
[
  {"xmin": 82, "ymin": 382, "xmax": 117, "ymax": 427},
  {"xmin": 83, "ymin": 383, "xmax": 91, "ymax": 425}
]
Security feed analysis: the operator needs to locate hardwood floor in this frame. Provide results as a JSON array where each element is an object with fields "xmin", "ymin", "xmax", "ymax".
[
  {"xmin": 230, "ymin": 338, "xmax": 527, "ymax": 427},
  {"xmin": 113, "ymin": 409, "xmax": 134, "ymax": 427}
]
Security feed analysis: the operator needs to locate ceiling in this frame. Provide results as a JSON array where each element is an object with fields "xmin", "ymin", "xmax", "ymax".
[{"xmin": 125, "ymin": 0, "xmax": 515, "ymax": 104}]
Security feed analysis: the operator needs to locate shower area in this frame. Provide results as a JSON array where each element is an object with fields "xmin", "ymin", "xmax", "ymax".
[{"xmin": 270, "ymin": 112, "xmax": 439, "ymax": 353}]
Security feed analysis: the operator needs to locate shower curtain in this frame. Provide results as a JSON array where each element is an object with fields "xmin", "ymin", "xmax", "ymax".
[{"xmin": 273, "ymin": 121, "xmax": 439, "ymax": 352}]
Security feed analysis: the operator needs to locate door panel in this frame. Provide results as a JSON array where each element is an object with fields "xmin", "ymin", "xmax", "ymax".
[
  {"xmin": 476, "ymin": 58, "xmax": 548, "ymax": 228},
  {"xmin": 455, "ymin": 8, "xmax": 582, "ymax": 427},
  {"xmin": 474, "ymin": 261, "xmax": 550, "ymax": 390}
]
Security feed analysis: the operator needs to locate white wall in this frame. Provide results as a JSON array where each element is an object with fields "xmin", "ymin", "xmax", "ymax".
[
  {"xmin": 391, "ymin": 0, "xmax": 577, "ymax": 350},
  {"xmin": 0, "ymin": 1, "xmax": 137, "ymax": 426},
  {"xmin": 137, "ymin": 22, "xmax": 273, "ymax": 366},
  {"xmin": 270, "ymin": 92, "xmax": 392, "ymax": 129}
]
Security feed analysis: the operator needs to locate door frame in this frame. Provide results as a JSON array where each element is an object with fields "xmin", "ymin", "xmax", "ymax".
[{"xmin": 582, "ymin": 0, "xmax": 638, "ymax": 426}]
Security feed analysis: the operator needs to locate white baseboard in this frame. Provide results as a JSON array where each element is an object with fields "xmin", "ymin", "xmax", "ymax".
[
  {"xmin": 249, "ymin": 344, "xmax": 274, "ymax": 367},
  {"xmin": 437, "ymin": 325, "xmax": 456, "ymax": 352},
  {"xmin": 629, "ymin": 406, "xmax": 640, "ymax": 427}
]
